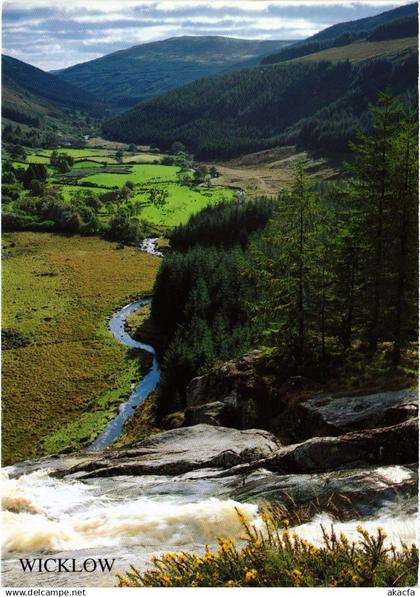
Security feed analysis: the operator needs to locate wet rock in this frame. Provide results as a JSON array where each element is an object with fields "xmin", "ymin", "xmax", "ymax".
[
  {"xmin": 291, "ymin": 388, "xmax": 418, "ymax": 439},
  {"xmin": 68, "ymin": 424, "xmax": 281, "ymax": 478},
  {"xmin": 229, "ymin": 464, "xmax": 418, "ymax": 518}
]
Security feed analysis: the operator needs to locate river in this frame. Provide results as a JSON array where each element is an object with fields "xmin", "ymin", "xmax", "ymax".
[{"xmin": 89, "ymin": 299, "xmax": 160, "ymax": 451}]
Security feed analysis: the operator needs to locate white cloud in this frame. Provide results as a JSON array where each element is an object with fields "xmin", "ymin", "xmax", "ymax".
[
  {"xmin": 3, "ymin": 0, "xmax": 412, "ymax": 9},
  {"xmin": 3, "ymin": 0, "xmax": 413, "ymax": 71}
]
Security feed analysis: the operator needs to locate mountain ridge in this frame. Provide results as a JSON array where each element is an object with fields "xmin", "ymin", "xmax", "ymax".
[{"xmin": 54, "ymin": 36, "xmax": 294, "ymax": 109}]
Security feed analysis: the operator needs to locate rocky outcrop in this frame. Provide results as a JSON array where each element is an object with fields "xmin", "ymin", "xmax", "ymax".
[
  {"xmin": 68, "ymin": 424, "xmax": 280, "ymax": 478},
  {"xmin": 223, "ymin": 418, "xmax": 418, "ymax": 476},
  {"xmin": 185, "ymin": 349, "xmax": 418, "ymax": 443},
  {"xmin": 229, "ymin": 464, "xmax": 418, "ymax": 518},
  {"xmin": 185, "ymin": 351, "xmax": 318, "ymax": 433},
  {"xmin": 66, "ymin": 416, "xmax": 418, "ymax": 481},
  {"xmin": 289, "ymin": 388, "xmax": 418, "ymax": 440},
  {"xmin": 185, "ymin": 350, "xmax": 271, "ymax": 429}
]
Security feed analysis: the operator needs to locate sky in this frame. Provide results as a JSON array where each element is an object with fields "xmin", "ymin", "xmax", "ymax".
[{"xmin": 2, "ymin": 0, "xmax": 415, "ymax": 71}]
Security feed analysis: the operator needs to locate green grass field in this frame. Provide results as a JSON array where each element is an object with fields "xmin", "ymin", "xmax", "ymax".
[
  {"xmin": 25, "ymin": 153, "xmax": 51, "ymax": 164},
  {"xmin": 36, "ymin": 148, "xmax": 116, "ymax": 158},
  {"xmin": 79, "ymin": 164, "xmax": 180, "ymax": 186},
  {"xmin": 133, "ymin": 184, "xmax": 233, "ymax": 225},
  {"xmin": 73, "ymin": 160, "xmax": 103, "ymax": 168},
  {"xmin": 2, "ymin": 232, "xmax": 160, "ymax": 464}
]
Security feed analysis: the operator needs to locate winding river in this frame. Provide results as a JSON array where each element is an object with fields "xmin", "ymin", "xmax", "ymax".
[{"xmin": 89, "ymin": 298, "xmax": 160, "ymax": 450}]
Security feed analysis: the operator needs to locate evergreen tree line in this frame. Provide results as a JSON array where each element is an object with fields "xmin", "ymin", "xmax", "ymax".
[
  {"xmin": 151, "ymin": 93, "xmax": 418, "ymax": 419},
  {"xmin": 170, "ymin": 198, "xmax": 274, "ymax": 251},
  {"xmin": 249, "ymin": 92, "xmax": 418, "ymax": 373},
  {"xmin": 367, "ymin": 14, "xmax": 418, "ymax": 41},
  {"xmin": 151, "ymin": 245, "xmax": 262, "ymax": 418}
]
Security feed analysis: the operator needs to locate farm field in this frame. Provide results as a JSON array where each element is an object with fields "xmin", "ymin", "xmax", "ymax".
[
  {"xmin": 79, "ymin": 164, "xmax": 180, "ymax": 185},
  {"xmin": 2, "ymin": 232, "xmax": 160, "ymax": 464},
  {"xmin": 8, "ymin": 146, "xmax": 234, "ymax": 228}
]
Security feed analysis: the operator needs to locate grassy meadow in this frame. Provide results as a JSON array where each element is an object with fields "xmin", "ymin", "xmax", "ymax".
[
  {"xmin": 292, "ymin": 36, "xmax": 418, "ymax": 64},
  {"xmin": 2, "ymin": 232, "xmax": 160, "ymax": 464}
]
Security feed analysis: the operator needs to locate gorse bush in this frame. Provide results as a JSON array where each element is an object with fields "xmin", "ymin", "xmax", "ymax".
[{"xmin": 117, "ymin": 510, "xmax": 418, "ymax": 588}]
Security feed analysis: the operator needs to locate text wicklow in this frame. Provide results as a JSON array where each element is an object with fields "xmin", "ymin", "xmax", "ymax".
[{"xmin": 19, "ymin": 559, "xmax": 116, "ymax": 573}]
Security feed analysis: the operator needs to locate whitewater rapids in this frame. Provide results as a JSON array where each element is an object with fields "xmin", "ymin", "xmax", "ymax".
[
  {"xmin": 2, "ymin": 469, "xmax": 261, "ymax": 554},
  {"xmin": 2, "ymin": 466, "xmax": 418, "ymax": 587}
]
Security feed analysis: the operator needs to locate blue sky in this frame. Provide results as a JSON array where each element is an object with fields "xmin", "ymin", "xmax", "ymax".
[{"xmin": 2, "ymin": 0, "xmax": 415, "ymax": 71}]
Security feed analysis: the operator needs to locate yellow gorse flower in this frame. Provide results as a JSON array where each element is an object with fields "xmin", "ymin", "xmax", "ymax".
[{"xmin": 245, "ymin": 569, "xmax": 258, "ymax": 582}]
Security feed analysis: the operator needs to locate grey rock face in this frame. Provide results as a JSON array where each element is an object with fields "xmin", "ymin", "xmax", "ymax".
[
  {"xmin": 292, "ymin": 388, "xmax": 418, "ymax": 439},
  {"xmin": 184, "ymin": 401, "xmax": 227, "ymax": 426},
  {"xmin": 68, "ymin": 424, "xmax": 280, "ymax": 478},
  {"xmin": 185, "ymin": 347, "xmax": 417, "ymax": 442},
  {"xmin": 224, "ymin": 418, "xmax": 418, "ymax": 476}
]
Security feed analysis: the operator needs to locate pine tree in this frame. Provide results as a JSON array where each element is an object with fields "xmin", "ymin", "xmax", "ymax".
[
  {"xmin": 346, "ymin": 92, "xmax": 403, "ymax": 351},
  {"xmin": 388, "ymin": 112, "xmax": 419, "ymax": 363}
]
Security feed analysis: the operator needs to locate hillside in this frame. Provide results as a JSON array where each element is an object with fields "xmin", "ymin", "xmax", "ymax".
[
  {"xmin": 262, "ymin": 3, "xmax": 417, "ymax": 65},
  {"xmin": 2, "ymin": 55, "xmax": 102, "ymax": 114},
  {"xmin": 291, "ymin": 36, "xmax": 417, "ymax": 64},
  {"xmin": 102, "ymin": 49, "xmax": 418, "ymax": 158},
  {"xmin": 2, "ymin": 55, "xmax": 106, "ymax": 145},
  {"xmin": 304, "ymin": 2, "xmax": 417, "ymax": 43},
  {"xmin": 54, "ymin": 36, "xmax": 294, "ymax": 109}
]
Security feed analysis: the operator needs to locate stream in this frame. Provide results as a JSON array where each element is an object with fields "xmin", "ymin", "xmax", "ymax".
[{"xmin": 89, "ymin": 298, "xmax": 160, "ymax": 450}]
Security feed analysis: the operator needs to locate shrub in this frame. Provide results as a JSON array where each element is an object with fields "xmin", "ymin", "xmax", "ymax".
[
  {"xmin": 29, "ymin": 179, "xmax": 45, "ymax": 196},
  {"xmin": 104, "ymin": 208, "xmax": 143, "ymax": 244},
  {"xmin": 2, "ymin": 210, "xmax": 37, "ymax": 231},
  {"xmin": 118, "ymin": 510, "xmax": 418, "ymax": 588}
]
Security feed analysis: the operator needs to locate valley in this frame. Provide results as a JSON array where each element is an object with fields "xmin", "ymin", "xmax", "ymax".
[{"xmin": 2, "ymin": 232, "xmax": 160, "ymax": 464}]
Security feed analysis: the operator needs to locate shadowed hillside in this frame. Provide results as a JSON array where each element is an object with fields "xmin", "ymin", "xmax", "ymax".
[{"xmin": 55, "ymin": 36, "xmax": 294, "ymax": 109}]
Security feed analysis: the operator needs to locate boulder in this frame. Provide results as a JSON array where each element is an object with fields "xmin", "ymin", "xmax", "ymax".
[
  {"xmin": 68, "ymin": 424, "xmax": 281, "ymax": 478},
  {"xmin": 291, "ymin": 387, "xmax": 418, "ymax": 440},
  {"xmin": 184, "ymin": 401, "xmax": 227, "ymax": 426}
]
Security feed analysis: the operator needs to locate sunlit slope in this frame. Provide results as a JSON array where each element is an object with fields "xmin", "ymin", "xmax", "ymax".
[{"xmin": 291, "ymin": 36, "xmax": 417, "ymax": 64}]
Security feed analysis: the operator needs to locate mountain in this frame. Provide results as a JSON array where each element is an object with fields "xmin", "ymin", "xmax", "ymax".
[
  {"xmin": 2, "ymin": 55, "xmax": 103, "ymax": 116},
  {"xmin": 262, "ymin": 3, "xmax": 418, "ymax": 64},
  {"xmin": 54, "ymin": 36, "xmax": 294, "ymax": 109},
  {"xmin": 102, "ymin": 4, "xmax": 418, "ymax": 159},
  {"xmin": 296, "ymin": 2, "xmax": 416, "ymax": 44},
  {"xmin": 102, "ymin": 48, "xmax": 417, "ymax": 159}
]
